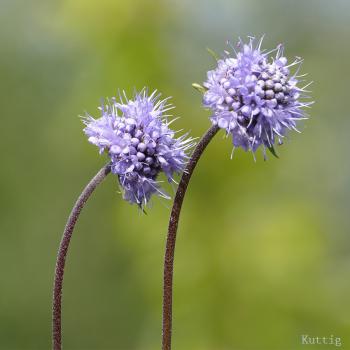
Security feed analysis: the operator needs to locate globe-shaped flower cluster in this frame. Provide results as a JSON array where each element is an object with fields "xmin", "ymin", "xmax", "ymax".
[
  {"xmin": 203, "ymin": 37, "xmax": 312, "ymax": 157},
  {"xmin": 83, "ymin": 90, "xmax": 194, "ymax": 208}
]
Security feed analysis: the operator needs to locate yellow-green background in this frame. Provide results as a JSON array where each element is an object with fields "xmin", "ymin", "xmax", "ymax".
[{"xmin": 1, "ymin": 0, "xmax": 349, "ymax": 349}]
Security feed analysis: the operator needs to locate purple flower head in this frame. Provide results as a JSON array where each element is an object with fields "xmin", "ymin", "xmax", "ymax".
[
  {"xmin": 83, "ymin": 89, "xmax": 194, "ymax": 208},
  {"xmin": 203, "ymin": 36, "xmax": 312, "ymax": 158}
]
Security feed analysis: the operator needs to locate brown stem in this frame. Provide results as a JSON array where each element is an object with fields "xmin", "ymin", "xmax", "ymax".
[
  {"xmin": 52, "ymin": 163, "xmax": 111, "ymax": 350},
  {"xmin": 162, "ymin": 125, "xmax": 220, "ymax": 350}
]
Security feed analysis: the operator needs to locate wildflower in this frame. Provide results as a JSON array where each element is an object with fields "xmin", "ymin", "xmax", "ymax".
[
  {"xmin": 202, "ymin": 36, "xmax": 312, "ymax": 158},
  {"xmin": 84, "ymin": 89, "xmax": 194, "ymax": 208}
]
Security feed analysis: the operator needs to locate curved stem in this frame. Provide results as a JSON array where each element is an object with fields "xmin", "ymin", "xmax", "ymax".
[
  {"xmin": 162, "ymin": 125, "xmax": 219, "ymax": 350},
  {"xmin": 52, "ymin": 163, "xmax": 111, "ymax": 350}
]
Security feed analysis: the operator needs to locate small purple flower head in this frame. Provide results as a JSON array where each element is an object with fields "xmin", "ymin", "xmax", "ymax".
[
  {"xmin": 83, "ymin": 89, "xmax": 194, "ymax": 208},
  {"xmin": 203, "ymin": 36, "xmax": 312, "ymax": 158}
]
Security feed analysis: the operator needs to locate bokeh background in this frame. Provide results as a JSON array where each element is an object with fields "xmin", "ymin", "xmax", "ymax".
[{"xmin": 1, "ymin": 0, "xmax": 350, "ymax": 349}]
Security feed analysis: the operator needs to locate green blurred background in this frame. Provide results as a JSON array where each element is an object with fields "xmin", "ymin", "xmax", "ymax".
[{"xmin": 1, "ymin": 0, "xmax": 350, "ymax": 349}]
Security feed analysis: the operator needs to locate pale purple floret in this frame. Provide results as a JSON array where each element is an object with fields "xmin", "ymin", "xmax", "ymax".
[
  {"xmin": 203, "ymin": 36, "xmax": 312, "ymax": 158},
  {"xmin": 83, "ymin": 89, "xmax": 194, "ymax": 208}
]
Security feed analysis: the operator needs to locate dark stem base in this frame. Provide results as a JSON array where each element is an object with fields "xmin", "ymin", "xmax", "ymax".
[
  {"xmin": 162, "ymin": 125, "xmax": 219, "ymax": 350},
  {"xmin": 52, "ymin": 163, "xmax": 111, "ymax": 350}
]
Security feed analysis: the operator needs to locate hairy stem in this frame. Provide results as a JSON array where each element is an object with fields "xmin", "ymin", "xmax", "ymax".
[
  {"xmin": 52, "ymin": 163, "xmax": 111, "ymax": 350},
  {"xmin": 162, "ymin": 125, "xmax": 220, "ymax": 350}
]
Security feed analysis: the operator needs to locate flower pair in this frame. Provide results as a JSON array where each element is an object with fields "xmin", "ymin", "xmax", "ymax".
[{"xmin": 83, "ymin": 37, "xmax": 311, "ymax": 208}]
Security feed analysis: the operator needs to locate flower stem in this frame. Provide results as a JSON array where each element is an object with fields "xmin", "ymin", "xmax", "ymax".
[
  {"xmin": 162, "ymin": 125, "xmax": 219, "ymax": 350},
  {"xmin": 52, "ymin": 163, "xmax": 111, "ymax": 350}
]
